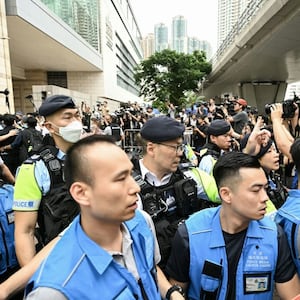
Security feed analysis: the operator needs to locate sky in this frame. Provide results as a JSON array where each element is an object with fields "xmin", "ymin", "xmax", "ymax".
[{"xmin": 129, "ymin": 0, "xmax": 218, "ymax": 52}]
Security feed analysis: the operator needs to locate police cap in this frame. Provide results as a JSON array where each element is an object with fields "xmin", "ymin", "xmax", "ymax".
[
  {"xmin": 207, "ymin": 119, "xmax": 231, "ymax": 136},
  {"xmin": 38, "ymin": 95, "xmax": 76, "ymax": 117},
  {"xmin": 140, "ymin": 116, "xmax": 185, "ymax": 142}
]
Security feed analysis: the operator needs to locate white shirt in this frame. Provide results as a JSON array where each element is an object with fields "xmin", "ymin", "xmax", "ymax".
[
  {"xmin": 139, "ymin": 159, "xmax": 172, "ymax": 186},
  {"xmin": 137, "ymin": 159, "xmax": 173, "ymax": 210}
]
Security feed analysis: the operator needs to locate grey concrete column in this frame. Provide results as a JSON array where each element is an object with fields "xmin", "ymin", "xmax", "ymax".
[
  {"xmin": 239, "ymin": 81, "xmax": 287, "ymax": 113},
  {"xmin": 0, "ymin": 0, "xmax": 14, "ymax": 113}
]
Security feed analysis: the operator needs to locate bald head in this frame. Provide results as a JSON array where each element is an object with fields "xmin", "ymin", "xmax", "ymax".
[{"xmin": 64, "ymin": 135, "xmax": 117, "ymax": 188}]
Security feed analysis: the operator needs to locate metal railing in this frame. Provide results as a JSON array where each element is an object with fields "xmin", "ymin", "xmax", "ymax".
[
  {"xmin": 122, "ymin": 129, "xmax": 143, "ymax": 156},
  {"xmin": 211, "ymin": 0, "xmax": 266, "ymax": 66}
]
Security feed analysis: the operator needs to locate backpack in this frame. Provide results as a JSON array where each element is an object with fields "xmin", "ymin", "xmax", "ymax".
[
  {"xmin": 0, "ymin": 181, "xmax": 18, "ymax": 275},
  {"xmin": 34, "ymin": 146, "xmax": 80, "ymax": 245},
  {"xmin": 275, "ymin": 195, "xmax": 300, "ymax": 275},
  {"xmin": 19, "ymin": 129, "xmax": 43, "ymax": 163},
  {"xmin": 27, "ymin": 130, "xmax": 44, "ymax": 155}
]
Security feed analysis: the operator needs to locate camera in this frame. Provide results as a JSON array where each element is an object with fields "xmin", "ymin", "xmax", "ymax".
[
  {"xmin": 214, "ymin": 106, "xmax": 226, "ymax": 119},
  {"xmin": 246, "ymin": 106, "xmax": 258, "ymax": 115},
  {"xmin": 221, "ymin": 99, "xmax": 235, "ymax": 115},
  {"xmin": 265, "ymin": 99, "xmax": 300, "ymax": 118},
  {"xmin": 114, "ymin": 109, "xmax": 124, "ymax": 117}
]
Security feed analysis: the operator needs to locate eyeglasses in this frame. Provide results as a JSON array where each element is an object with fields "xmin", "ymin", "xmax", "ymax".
[{"xmin": 156, "ymin": 142, "xmax": 185, "ymax": 153}]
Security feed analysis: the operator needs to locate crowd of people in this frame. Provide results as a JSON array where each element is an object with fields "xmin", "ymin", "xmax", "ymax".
[{"xmin": 0, "ymin": 94, "xmax": 300, "ymax": 299}]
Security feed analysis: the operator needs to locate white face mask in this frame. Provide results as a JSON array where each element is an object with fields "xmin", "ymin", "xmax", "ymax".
[{"xmin": 58, "ymin": 120, "xmax": 83, "ymax": 143}]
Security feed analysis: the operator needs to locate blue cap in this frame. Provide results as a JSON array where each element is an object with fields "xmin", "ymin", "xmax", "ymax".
[
  {"xmin": 140, "ymin": 116, "xmax": 185, "ymax": 142},
  {"xmin": 38, "ymin": 95, "xmax": 76, "ymax": 116},
  {"xmin": 207, "ymin": 119, "xmax": 231, "ymax": 136}
]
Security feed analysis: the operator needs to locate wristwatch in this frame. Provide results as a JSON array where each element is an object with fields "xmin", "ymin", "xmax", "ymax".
[{"xmin": 166, "ymin": 284, "xmax": 184, "ymax": 299}]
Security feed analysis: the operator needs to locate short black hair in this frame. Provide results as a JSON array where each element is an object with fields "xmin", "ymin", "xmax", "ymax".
[
  {"xmin": 290, "ymin": 138, "xmax": 300, "ymax": 171},
  {"xmin": 26, "ymin": 116, "xmax": 37, "ymax": 128},
  {"xmin": 64, "ymin": 135, "xmax": 115, "ymax": 189},
  {"xmin": 111, "ymin": 115, "xmax": 118, "ymax": 123},
  {"xmin": 213, "ymin": 152, "xmax": 261, "ymax": 189},
  {"xmin": 3, "ymin": 114, "xmax": 16, "ymax": 126}
]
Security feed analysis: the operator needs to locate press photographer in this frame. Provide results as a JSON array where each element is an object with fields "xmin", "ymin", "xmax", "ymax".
[
  {"xmin": 223, "ymin": 98, "xmax": 249, "ymax": 139},
  {"xmin": 265, "ymin": 98, "xmax": 300, "ymax": 119}
]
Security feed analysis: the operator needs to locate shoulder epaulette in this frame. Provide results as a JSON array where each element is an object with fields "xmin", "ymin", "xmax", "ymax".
[
  {"xmin": 22, "ymin": 145, "xmax": 63, "ymax": 187},
  {"xmin": 22, "ymin": 154, "xmax": 42, "ymax": 164}
]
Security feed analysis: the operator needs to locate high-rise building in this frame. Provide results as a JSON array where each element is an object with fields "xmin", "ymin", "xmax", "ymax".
[
  {"xmin": 217, "ymin": 0, "xmax": 250, "ymax": 48},
  {"xmin": 142, "ymin": 33, "xmax": 155, "ymax": 59},
  {"xmin": 172, "ymin": 15, "xmax": 188, "ymax": 53},
  {"xmin": 200, "ymin": 41, "xmax": 213, "ymax": 60},
  {"xmin": 41, "ymin": 0, "xmax": 100, "ymax": 51},
  {"xmin": 154, "ymin": 23, "xmax": 168, "ymax": 52},
  {"xmin": 188, "ymin": 37, "xmax": 201, "ymax": 54},
  {"xmin": 188, "ymin": 37, "xmax": 212, "ymax": 59}
]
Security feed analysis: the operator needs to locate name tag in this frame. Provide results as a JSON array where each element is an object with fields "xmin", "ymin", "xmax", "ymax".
[{"xmin": 244, "ymin": 272, "xmax": 271, "ymax": 294}]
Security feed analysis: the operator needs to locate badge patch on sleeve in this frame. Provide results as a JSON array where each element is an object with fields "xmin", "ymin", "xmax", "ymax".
[
  {"xmin": 244, "ymin": 272, "xmax": 271, "ymax": 294},
  {"xmin": 6, "ymin": 210, "xmax": 15, "ymax": 224}
]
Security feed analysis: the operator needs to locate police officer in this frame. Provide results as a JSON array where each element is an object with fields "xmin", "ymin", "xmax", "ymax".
[
  {"xmin": 13, "ymin": 95, "xmax": 81, "ymax": 266},
  {"xmin": 0, "ymin": 155, "xmax": 15, "ymax": 184},
  {"xmin": 166, "ymin": 152, "xmax": 300, "ymax": 299},
  {"xmin": 103, "ymin": 114, "xmax": 124, "ymax": 147},
  {"xmin": 134, "ymin": 116, "xmax": 218, "ymax": 270},
  {"xmin": 0, "ymin": 114, "xmax": 20, "ymax": 175},
  {"xmin": 198, "ymin": 119, "xmax": 232, "ymax": 175},
  {"xmin": 276, "ymin": 139, "xmax": 300, "ymax": 277}
]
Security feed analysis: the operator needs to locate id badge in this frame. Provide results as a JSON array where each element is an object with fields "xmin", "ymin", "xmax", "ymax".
[{"xmin": 244, "ymin": 272, "xmax": 271, "ymax": 294}]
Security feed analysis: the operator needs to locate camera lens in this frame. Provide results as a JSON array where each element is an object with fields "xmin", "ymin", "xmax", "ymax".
[
  {"xmin": 265, "ymin": 104, "xmax": 272, "ymax": 115},
  {"xmin": 282, "ymin": 101, "xmax": 296, "ymax": 118}
]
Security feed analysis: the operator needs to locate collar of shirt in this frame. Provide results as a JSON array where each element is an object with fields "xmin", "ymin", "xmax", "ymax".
[
  {"xmin": 139, "ymin": 159, "xmax": 172, "ymax": 186},
  {"xmin": 57, "ymin": 149, "xmax": 66, "ymax": 160},
  {"xmin": 109, "ymin": 224, "xmax": 139, "ymax": 280},
  {"xmin": 268, "ymin": 176, "xmax": 277, "ymax": 189}
]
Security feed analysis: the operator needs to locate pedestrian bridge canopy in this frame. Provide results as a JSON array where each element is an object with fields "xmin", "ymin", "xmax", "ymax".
[{"xmin": 205, "ymin": 0, "xmax": 300, "ymax": 113}]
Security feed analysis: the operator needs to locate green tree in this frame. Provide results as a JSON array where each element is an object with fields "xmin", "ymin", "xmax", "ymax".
[{"xmin": 134, "ymin": 49, "xmax": 212, "ymax": 110}]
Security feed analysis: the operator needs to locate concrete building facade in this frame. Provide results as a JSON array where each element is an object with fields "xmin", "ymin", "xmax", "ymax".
[
  {"xmin": 1, "ymin": 0, "xmax": 143, "ymax": 114},
  {"xmin": 0, "ymin": 0, "xmax": 13, "ymax": 113}
]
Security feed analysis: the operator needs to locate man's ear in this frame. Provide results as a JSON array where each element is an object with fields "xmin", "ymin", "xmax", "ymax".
[
  {"xmin": 69, "ymin": 182, "xmax": 90, "ymax": 207},
  {"xmin": 43, "ymin": 121, "xmax": 55, "ymax": 134},
  {"xmin": 146, "ymin": 142, "xmax": 156, "ymax": 157},
  {"xmin": 219, "ymin": 186, "xmax": 232, "ymax": 204},
  {"xmin": 210, "ymin": 135, "xmax": 217, "ymax": 144}
]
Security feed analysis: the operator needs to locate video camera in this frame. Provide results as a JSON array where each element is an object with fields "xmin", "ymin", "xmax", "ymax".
[
  {"xmin": 246, "ymin": 106, "xmax": 258, "ymax": 115},
  {"xmin": 265, "ymin": 99, "xmax": 300, "ymax": 119},
  {"xmin": 211, "ymin": 99, "xmax": 233, "ymax": 118},
  {"xmin": 114, "ymin": 109, "xmax": 125, "ymax": 118}
]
